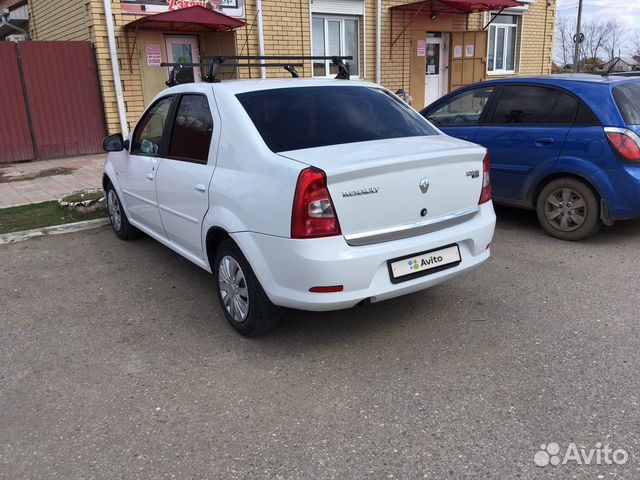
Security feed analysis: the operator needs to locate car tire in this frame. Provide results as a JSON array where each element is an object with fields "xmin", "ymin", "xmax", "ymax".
[
  {"xmin": 106, "ymin": 183, "xmax": 141, "ymax": 240},
  {"xmin": 214, "ymin": 239, "xmax": 282, "ymax": 337},
  {"xmin": 536, "ymin": 178, "xmax": 601, "ymax": 241}
]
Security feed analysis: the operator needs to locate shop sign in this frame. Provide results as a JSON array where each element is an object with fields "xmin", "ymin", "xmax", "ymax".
[
  {"xmin": 145, "ymin": 44, "xmax": 163, "ymax": 67},
  {"xmin": 169, "ymin": 0, "xmax": 211, "ymax": 10},
  {"xmin": 416, "ymin": 40, "xmax": 426, "ymax": 57},
  {"xmin": 121, "ymin": 0, "xmax": 243, "ymax": 17}
]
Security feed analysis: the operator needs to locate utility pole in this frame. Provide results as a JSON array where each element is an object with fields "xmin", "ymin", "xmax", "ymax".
[{"xmin": 573, "ymin": 0, "xmax": 584, "ymax": 72}]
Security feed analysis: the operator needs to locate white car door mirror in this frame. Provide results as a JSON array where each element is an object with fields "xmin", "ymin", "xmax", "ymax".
[{"xmin": 103, "ymin": 133, "xmax": 128, "ymax": 152}]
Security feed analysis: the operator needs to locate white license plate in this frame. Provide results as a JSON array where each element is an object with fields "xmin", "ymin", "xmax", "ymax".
[{"xmin": 388, "ymin": 244, "xmax": 461, "ymax": 282}]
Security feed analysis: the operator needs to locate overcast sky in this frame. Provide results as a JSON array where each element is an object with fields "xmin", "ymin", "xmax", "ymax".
[{"xmin": 556, "ymin": 0, "xmax": 639, "ymax": 55}]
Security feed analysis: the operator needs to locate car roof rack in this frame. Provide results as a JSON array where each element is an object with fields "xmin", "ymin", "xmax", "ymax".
[{"xmin": 160, "ymin": 55, "xmax": 353, "ymax": 86}]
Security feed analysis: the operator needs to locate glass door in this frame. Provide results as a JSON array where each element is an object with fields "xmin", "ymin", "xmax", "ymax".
[{"xmin": 165, "ymin": 36, "xmax": 202, "ymax": 83}]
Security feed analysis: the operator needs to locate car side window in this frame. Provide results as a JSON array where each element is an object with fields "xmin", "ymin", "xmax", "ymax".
[
  {"xmin": 168, "ymin": 94, "xmax": 214, "ymax": 164},
  {"xmin": 131, "ymin": 96, "xmax": 174, "ymax": 156},
  {"xmin": 488, "ymin": 85, "xmax": 577, "ymax": 125},
  {"xmin": 425, "ymin": 86, "xmax": 495, "ymax": 127}
]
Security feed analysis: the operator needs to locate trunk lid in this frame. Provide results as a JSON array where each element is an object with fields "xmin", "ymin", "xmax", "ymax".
[{"xmin": 280, "ymin": 136, "xmax": 486, "ymax": 244}]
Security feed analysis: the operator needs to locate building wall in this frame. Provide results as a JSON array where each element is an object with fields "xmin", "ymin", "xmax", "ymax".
[
  {"xmin": 29, "ymin": 0, "xmax": 92, "ymax": 41},
  {"xmin": 27, "ymin": 0, "xmax": 555, "ymax": 135}
]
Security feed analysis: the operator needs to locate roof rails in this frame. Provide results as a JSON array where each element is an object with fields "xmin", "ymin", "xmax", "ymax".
[{"xmin": 160, "ymin": 55, "xmax": 353, "ymax": 86}]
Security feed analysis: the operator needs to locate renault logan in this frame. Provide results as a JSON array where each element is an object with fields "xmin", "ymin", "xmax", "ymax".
[{"xmin": 102, "ymin": 80, "xmax": 496, "ymax": 336}]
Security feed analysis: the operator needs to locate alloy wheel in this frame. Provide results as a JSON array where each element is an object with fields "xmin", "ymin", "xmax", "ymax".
[
  {"xmin": 218, "ymin": 255, "xmax": 250, "ymax": 323},
  {"xmin": 107, "ymin": 189, "xmax": 122, "ymax": 231}
]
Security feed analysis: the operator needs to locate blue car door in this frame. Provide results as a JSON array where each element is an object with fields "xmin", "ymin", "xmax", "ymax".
[
  {"xmin": 475, "ymin": 84, "xmax": 577, "ymax": 202},
  {"xmin": 422, "ymin": 85, "xmax": 497, "ymax": 142}
]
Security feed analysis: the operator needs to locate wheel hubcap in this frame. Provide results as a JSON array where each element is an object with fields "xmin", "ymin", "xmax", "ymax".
[
  {"xmin": 544, "ymin": 188, "xmax": 587, "ymax": 232},
  {"xmin": 218, "ymin": 255, "xmax": 249, "ymax": 323},
  {"xmin": 107, "ymin": 190, "xmax": 122, "ymax": 231}
]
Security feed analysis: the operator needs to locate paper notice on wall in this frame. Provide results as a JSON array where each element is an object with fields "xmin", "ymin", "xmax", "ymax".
[
  {"xmin": 145, "ymin": 44, "xmax": 162, "ymax": 67},
  {"xmin": 417, "ymin": 40, "xmax": 426, "ymax": 57},
  {"xmin": 465, "ymin": 44, "xmax": 475, "ymax": 57},
  {"xmin": 454, "ymin": 45, "xmax": 463, "ymax": 58}
]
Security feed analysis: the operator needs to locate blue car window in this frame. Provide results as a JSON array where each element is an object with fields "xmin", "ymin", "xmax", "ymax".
[
  {"xmin": 613, "ymin": 82, "xmax": 640, "ymax": 125},
  {"xmin": 424, "ymin": 86, "xmax": 494, "ymax": 127},
  {"xmin": 489, "ymin": 85, "xmax": 577, "ymax": 125}
]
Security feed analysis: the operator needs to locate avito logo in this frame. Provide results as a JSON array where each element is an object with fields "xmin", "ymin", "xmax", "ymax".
[{"xmin": 407, "ymin": 255, "xmax": 444, "ymax": 271}]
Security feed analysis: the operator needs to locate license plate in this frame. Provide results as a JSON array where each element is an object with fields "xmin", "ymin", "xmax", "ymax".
[{"xmin": 388, "ymin": 244, "xmax": 461, "ymax": 283}]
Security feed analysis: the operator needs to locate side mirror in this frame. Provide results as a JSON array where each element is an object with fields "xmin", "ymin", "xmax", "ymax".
[{"xmin": 103, "ymin": 133, "xmax": 126, "ymax": 152}]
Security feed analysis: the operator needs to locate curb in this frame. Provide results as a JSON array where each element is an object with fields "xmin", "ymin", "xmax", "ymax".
[{"xmin": 0, "ymin": 218, "xmax": 110, "ymax": 245}]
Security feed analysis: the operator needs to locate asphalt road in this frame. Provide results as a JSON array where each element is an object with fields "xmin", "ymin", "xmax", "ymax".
[{"xmin": 1, "ymin": 206, "xmax": 640, "ymax": 479}]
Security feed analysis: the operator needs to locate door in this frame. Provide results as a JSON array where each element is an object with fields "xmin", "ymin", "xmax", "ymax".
[
  {"xmin": 424, "ymin": 33, "xmax": 448, "ymax": 105},
  {"xmin": 120, "ymin": 95, "xmax": 175, "ymax": 236},
  {"xmin": 422, "ymin": 84, "xmax": 496, "ymax": 142},
  {"xmin": 449, "ymin": 31, "xmax": 488, "ymax": 92},
  {"xmin": 155, "ymin": 94, "xmax": 217, "ymax": 260},
  {"xmin": 476, "ymin": 84, "xmax": 577, "ymax": 201},
  {"xmin": 165, "ymin": 36, "xmax": 202, "ymax": 83}
]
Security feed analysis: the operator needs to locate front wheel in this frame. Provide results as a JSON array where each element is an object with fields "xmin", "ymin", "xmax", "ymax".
[
  {"xmin": 536, "ymin": 178, "xmax": 601, "ymax": 241},
  {"xmin": 214, "ymin": 240, "xmax": 282, "ymax": 337}
]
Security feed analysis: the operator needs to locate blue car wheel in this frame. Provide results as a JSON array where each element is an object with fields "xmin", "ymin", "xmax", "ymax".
[{"xmin": 535, "ymin": 178, "xmax": 601, "ymax": 241}]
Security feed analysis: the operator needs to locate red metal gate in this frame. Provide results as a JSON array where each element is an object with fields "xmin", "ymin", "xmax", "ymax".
[
  {"xmin": 0, "ymin": 41, "xmax": 107, "ymax": 163},
  {"xmin": 0, "ymin": 42, "xmax": 34, "ymax": 163}
]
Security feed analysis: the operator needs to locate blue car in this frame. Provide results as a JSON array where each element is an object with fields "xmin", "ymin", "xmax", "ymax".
[{"xmin": 421, "ymin": 74, "xmax": 640, "ymax": 240}]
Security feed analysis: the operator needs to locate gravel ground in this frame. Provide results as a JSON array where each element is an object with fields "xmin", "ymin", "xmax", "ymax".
[{"xmin": 1, "ymin": 206, "xmax": 639, "ymax": 479}]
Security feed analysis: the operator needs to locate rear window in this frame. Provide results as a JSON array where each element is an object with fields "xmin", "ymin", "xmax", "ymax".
[
  {"xmin": 613, "ymin": 82, "xmax": 640, "ymax": 125},
  {"xmin": 236, "ymin": 86, "xmax": 436, "ymax": 152}
]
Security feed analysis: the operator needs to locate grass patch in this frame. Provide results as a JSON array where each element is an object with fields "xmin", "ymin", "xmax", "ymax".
[
  {"xmin": 0, "ymin": 201, "xmax": 108, "ymax": 235},
  {"xmin": 61, "ymin": 190, "xmax": 104, "ymax": 203}
]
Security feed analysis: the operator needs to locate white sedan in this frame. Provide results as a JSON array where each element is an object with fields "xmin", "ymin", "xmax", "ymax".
[{"xmin": 102, "ymin": 79, "xmax": 496, "ymax": 336}]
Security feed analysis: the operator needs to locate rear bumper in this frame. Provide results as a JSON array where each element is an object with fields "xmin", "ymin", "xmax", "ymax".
[
  {"xmin": 233, "ymin": 202, "xmax": 496, "ymax": 311},
  {"xmin": 602, "ymin": 165, "xmax": 640, "ymax": 220}
]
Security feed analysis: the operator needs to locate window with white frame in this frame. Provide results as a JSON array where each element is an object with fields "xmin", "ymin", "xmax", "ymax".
[
  {"xmin": 487, "ymin": 13, "xmax": 520, "ymax": 74},
  {"xmin": 311, "ymin": 15, "xmax": 360, "ymax": 77}
]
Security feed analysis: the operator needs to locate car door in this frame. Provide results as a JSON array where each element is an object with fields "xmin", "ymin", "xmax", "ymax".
[
  {"xmin": 119, "ymin": 95, "xmax": 175, "ymax": 236},
  {"xmin": 154, "ymin": 93, "xmax": 218, "ymax": 260},
  {"xmin": 422, "ymin": 85, "xmax": 496, "ymax": 142},
  {"xmin": 475, "ymin": 84, "xmax": 577, "ymax": 201}
]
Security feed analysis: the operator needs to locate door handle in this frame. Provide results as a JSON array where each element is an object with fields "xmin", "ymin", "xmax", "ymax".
[
  {"xmin": 194, "ymin": 183, "xmax": 206, "ymax": 192},
  {"xmin": 145, "ymin": 173, "xmax": 154, "ymax": 181},
  {"xmin": 535, "ymin": 137, "xmax": 555, "ymax": 145}
]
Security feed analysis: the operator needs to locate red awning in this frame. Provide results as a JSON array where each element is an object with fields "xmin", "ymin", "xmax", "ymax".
[
  {"xmin": 124, "ymin": 6, "xmax": 245, "ymax": 32},
  {"xmin": 391, "ymin": 0, "xmax": 521, "ymax": 14}
]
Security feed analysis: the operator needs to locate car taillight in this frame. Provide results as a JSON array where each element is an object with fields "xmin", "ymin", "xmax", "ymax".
[
  {"xmin": 605, "ymin": 127, "xmax": 640, "ymax": 162},
  {"xmin": 291, "ymin": 167, "xmax": 341, "ymax": 239},
  {"xmin": 479, "ymin": 151, "xmax": 492, "ymax": 204}
]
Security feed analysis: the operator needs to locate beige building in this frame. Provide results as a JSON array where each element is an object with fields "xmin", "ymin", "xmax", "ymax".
[{"xmin": 26, "ymin": 0, "xmax": 556, "ymax": 135}]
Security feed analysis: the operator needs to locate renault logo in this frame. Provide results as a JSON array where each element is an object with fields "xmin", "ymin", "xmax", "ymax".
[{"xmin": 419, "ymin": 178, "xmax": 430, "ymax": 194}]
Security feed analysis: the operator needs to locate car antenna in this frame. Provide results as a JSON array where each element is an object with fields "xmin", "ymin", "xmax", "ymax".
[{"xmin": 603, "ymin": 57, "xmax": 621, "ymax": 76}]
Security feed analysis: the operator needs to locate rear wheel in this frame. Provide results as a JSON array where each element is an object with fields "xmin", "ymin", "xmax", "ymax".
[
  {"xmin": 536, "ymin": 178, "xmax": 601, "ymax": 241},
  {"xmin": 214, "ymin": 239, "xmax": 281, "ymax": 337},
  {"xmin": 106, "ymin": 183, "xmax": 141, "ymax": 240}
]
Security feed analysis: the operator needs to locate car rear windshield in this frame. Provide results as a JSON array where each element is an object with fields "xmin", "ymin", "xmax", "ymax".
[
  {"xmin": 613, "ymin": 82, "xmax": 640, "ymax": 125},
  {"xmin": 236, "ymin": 86, "xmax": 436, "ymax": 152}
]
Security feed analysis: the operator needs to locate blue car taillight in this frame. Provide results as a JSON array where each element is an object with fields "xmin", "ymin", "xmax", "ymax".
[{"xmin": 604, "ymin": 127, "xmax": 640, "ymax": 163}]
